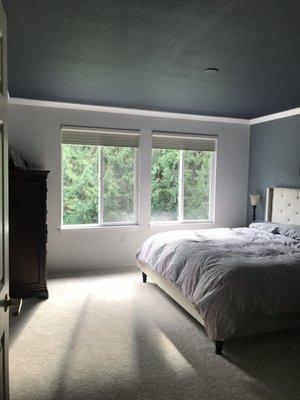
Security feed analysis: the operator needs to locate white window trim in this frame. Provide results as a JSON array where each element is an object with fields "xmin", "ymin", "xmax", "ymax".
[
  {"xmin": 59, "ymin": 223, "xmax": 142, "ymax": 233},
  {"xmin": 133, "ymin": 149, "xmax": 139, "ymax": 225},
  {"xmin": 98, "ymin": 147, "xmax": 103, "ymax": 225},
  {"xmin": 178, "ymin": 150, "xmax": 184, "ymax": 221},
  {"xmin": 60, "ymin": 128, "xmax": 217, "ymax": 230},
  {"xmin": 150, "ymin": 149, "xmax": 216, "ymax": 225},
  {"xmin": 209, "ymin": 152, "xmax": 217, "ymax": 222}
]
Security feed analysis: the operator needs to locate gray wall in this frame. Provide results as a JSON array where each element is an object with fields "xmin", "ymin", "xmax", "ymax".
[{"xmin": 248, "ymin": 115, "xmax": 300, "ymax": 222}]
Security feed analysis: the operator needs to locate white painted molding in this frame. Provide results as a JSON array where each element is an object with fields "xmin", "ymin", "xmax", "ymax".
[
  {"xmin": 8, "ymin": 96, "xmax": 300, "ymax": 125},
  {"xmin": 250, "ymin": 107, "xmax": 300, "ymax": 125},
  {"xmin": 8, "ymin": 97, "xmax": 250, "ymax": 125}
]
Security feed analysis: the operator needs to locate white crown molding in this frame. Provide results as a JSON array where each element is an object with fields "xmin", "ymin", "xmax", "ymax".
[
  {"xmin": 8, "ymin": 96, "xmax": 300, "ymax": 126},
  {"xmin": 8, "ymin": 97, "xmax": 250, "ymax": 125},
  {"xmin": 250, "ymin": 107, "xmax": 300, "ymax": 125}
]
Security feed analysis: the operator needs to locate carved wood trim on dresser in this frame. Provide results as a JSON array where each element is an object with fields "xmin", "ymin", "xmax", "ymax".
[{"xmin": 9, "ymin": 170, "xmax": 50, "ymax": 299}]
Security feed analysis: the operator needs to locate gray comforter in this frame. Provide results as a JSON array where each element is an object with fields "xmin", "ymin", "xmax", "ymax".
[{"xmin": 135, "ymin": 223, "xmax": 300, "ymax": 341}]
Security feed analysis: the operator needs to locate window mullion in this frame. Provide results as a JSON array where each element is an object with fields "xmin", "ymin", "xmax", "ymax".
[
  {"xmin": 178, "ymin": 150, "xmax": 184, "ymax": 222},
  {"xmin": 209, "ymin": 152, "xmax": 216, "ymax": 222},
  {"xmin": 99, "ymin": 146, "xmax": 104, "ymax": 225},
  {"xmin": 134, "ymin": 148, "xmax": 139, "ymax": 224},
  {"xmin": 138, "ymin": 131, "xmax": 152, "ymax": 227}
]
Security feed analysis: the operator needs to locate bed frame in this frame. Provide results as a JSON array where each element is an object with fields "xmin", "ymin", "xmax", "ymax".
[{"xmin": 136, "ymin": 187, "xmax": 300, "ymax": 355}]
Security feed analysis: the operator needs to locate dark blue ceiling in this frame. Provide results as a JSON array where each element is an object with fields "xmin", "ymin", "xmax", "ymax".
[{"xmin": 3, "ymin": 0, "xmax": 300, "ymax": 118}]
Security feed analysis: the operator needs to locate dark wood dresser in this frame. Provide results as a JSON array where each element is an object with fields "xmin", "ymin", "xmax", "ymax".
[{"xmin": 9, "ymin": 170, "xmax": 50, "ymax": 299}]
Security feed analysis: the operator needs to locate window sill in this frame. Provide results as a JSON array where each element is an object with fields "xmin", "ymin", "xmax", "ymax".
[
  {"xmin": 59, "ymin": 224, "xmax": 142, "ymax": 233},
  {"xmin": 59, "ymin": 221, "xmax": 216, "ymax": 233},
  {"xmin": 150, "ymin": 220, "xmax": 214, "ymax": 227}
]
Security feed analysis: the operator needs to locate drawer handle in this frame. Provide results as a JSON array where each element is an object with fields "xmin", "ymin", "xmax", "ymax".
[{"xmin": 5, "ymin": 294, "xmax": 23, "ymax": 317}]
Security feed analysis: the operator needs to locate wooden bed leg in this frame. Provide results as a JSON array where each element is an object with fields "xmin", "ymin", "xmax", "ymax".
[
  {"xmin": 142, "ymin": 272, "xmax": 147, "ymax": 283},
  {"xmin": 215, "ymin": 341, "xmax": 224, "ymax": 355}
]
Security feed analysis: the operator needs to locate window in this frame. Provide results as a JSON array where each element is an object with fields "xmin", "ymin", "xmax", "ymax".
[
  {"xmin": 151, "ymin": 149, "xmax": 180, "ymax": 221},
  {"xmin": 63, "ymin": 144, "xmax": 99, "ymax": 225},
  {"xmin": 102, "ymin": 146, "xmax": 136, "ymax": 223},
  {"xmin": 151, "ymin": 132, "xmax": 216, "ymax": 222},
  {"xmin": 62, "ymin": 126, "xmax": 139, "ymax": 226},
  {"xmin": 61, "ymin": 126, "xmax": 216, "ymax": 228}
]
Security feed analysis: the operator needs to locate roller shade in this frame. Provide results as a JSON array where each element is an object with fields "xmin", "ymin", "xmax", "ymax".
[
  {"xmin": 152, "ymin": 131, "xmax": 216, "ymax": 151},
  {"xmin": 61, "ymin": 126, "xmax": 140, "ymax": 148}
]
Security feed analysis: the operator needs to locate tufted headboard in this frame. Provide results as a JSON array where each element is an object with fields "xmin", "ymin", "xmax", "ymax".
[{"xmin": 265, "ymin": 187, "xmax": 300, "ymax": 225}]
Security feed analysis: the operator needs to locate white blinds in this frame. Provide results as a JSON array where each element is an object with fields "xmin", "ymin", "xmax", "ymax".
[
  {"xmin": 61, "ymin": 126, "xmax": 140, "ymax": 148},
  {"xmin": 152, "ymin": 131, "xmax": 216, "ymax": 151}
]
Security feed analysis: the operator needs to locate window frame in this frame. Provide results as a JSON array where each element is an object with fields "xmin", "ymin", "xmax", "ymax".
[
  {"xmin": 61, "ymin": 144, "xmax": 139, "ymax": 228},
  {"xmin": 150, "ymin": 148, "xmax": 216, "ymax": 225},
  {"xmin": 60, "ymin": 127, "xmax": 217, "ymax": 230}
]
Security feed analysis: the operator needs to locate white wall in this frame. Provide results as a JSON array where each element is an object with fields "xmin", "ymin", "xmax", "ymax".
[{"xmin": 8, "ymin": 100, "xmax": 250, "ymax": 271}]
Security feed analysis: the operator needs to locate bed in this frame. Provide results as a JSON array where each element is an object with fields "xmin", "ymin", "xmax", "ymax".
[{"xmin": 135, "ymin": 187, "xmax": 300, "ymax": 355}]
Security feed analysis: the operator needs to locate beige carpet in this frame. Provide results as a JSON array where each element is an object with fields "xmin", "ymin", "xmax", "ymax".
[{"xmin": 10, "ymin": 268, "xmax": 300, "ymax": 400}]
